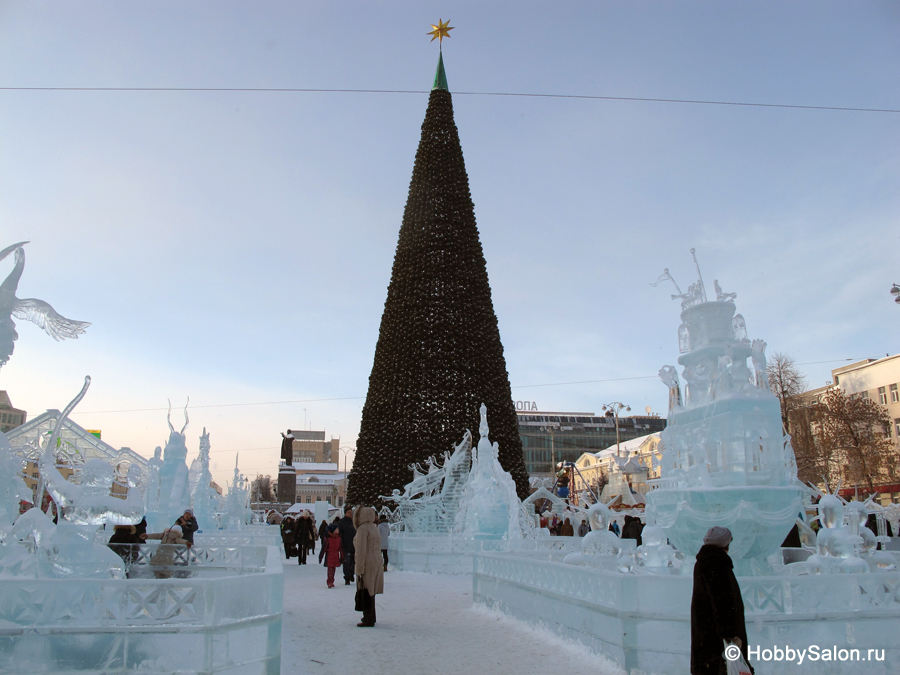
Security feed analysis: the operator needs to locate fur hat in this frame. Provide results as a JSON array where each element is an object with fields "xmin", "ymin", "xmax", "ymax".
[{"xmin": 703, "ymin": 526, "xmax": 733, "ymax": 548}]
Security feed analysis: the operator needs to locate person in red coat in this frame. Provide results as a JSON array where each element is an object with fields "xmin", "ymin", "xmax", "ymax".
[{"xmin": 323, "ymin": 524, "xmax": 344, "ymax": 589}]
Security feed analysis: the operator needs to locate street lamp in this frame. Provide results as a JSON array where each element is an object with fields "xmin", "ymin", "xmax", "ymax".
[
  {"xmin": 891, "ymin": 284, "xmax": 900, "ymax": 305},
  {"xmin": 602, "ymin": 401, "xmax": 631, "ymax": 458},
  {"xmin": 339, "ymin": 446, "xmax": 355, "ymax": 474}
]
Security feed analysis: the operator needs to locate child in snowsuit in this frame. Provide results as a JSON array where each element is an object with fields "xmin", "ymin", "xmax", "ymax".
[{"xmin": 323, "ymin": 524, "xmax": 344, "ymax": 589}]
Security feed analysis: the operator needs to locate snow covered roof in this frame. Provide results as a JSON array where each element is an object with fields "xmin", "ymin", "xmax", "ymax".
[
  {"xmin": 292, "ymin": 462, "xmax": 338, "ymax": 471},
  {"xmin": 594, "ymin": 432, "xmax": 660, "ymax": 459}
]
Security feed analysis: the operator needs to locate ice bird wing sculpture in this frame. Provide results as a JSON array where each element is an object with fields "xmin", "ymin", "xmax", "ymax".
[
  {"xmin": 0, "ymin": 245, "xmax": 90, "ymax": 367},
  {"xmin": 12, "ymin": 298, "xmax": 91, "ymax": 341}
]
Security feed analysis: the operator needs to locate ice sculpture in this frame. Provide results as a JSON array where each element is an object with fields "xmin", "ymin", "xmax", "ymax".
[
  {"xmin": 38, "ymin": 377, "xmax": 144, "ymax": 527},
  {"xmin": 0, "ymin": 431, "xmax": 31, "ymax": 529},
  {"xmin": 144, "ymin": 445, "xmax": 163, "ymax": 512},
  {"xmin": 453, "ymin": 405, "xmax": 528, "ymax": 539},
  {"xmin": 146, "ymin": 400, "xmax": 192, "ymax": 531},
  {"xmin": 381, "ymin": 429, "xmax": 473, "ymax": 533},
  {"xmin": 188, "ymin": 427, "xmax": 220, "ymax": 529},
  {"xmin": 0, "ymin": 241, "xmax": 90, "ymax": 369},
  {"xmin": 646, "ymin": 253, "xmax": 805, "ymax": 571},
  {"xmin": 221, "ymin": 455, "xmax": 251, "ymax": 529}
]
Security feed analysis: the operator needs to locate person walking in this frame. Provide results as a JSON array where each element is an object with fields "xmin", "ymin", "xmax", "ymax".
[
  {"xmin": 691, "ymin": 526, "xmax": 753, "ymax": 675},
  {"xmin": 295, "ymin": 512, "xmax": 315, "ymax": 564},
  {"xmin": 323, "ymin": 524, "xmax": 344, "ymax": 588},
  {"xmin": 559, "ymin": 518, "xmax": 574, "ymax": 536},
  {"xmin": 317, "ymin": 519, "xmax": 329, "ymax": 564},
  {"xmin": 281, "ymin": 517, "xmax": 297, "ymax": 560},
  {"xmin": 352, "ymin": 506, "xmax": 384, "ymax": 627},
  {"xmin": 377, "ymin": 516, "xmax": 391, "ymax": 572},
  {"xmin": 337, "ymin": 506, "xmax": 356, "ymax": 585},
  {"xmin": 577, "ymin": 519, "xmax": 589, "ymax": 537}
]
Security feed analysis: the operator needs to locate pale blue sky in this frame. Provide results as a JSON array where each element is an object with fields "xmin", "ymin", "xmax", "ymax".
[{"xmin": 1, "ymin": 1, "xmax": 898, "ymax": 488}]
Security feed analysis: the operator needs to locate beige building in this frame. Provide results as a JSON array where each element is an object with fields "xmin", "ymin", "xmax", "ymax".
[
  {"xmin": 277, "ymin": 430, "xmax": 347, "ymax": 507},
  {"xmin": 832, "ymin": 356, "xmax": 900, "ymax": 446},
  {"xmin": 0, "ymin": 391, "xmax": 27, "ymax": 434},
  {"xmin": 788, "ymin": 355, "xmax": 900, "ymax": 504},
  {"xmin": 573, "ymin": 433, "xmax": 663, "ymax": 504}
]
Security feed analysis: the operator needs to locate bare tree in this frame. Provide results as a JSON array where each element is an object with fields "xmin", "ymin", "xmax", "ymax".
[
  {"xmin": 767, "ymin": 352, "xmax": 806, "ymax": 432},
  {"xmin": 253, "ymin": 474, "xmax": 274, "ymax": 502},
  {"xmin": 788, "ymin": 403, "xmax": 841, "ymax": 490},
  {"xmin": 817, "ymin": 389, "xmax": 894, "ymax": 493}
]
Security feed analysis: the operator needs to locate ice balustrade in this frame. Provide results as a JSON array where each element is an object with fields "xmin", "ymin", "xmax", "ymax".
[
  {"xmin": 473, "ymin": 550, "xmax": 900, "ymax": 674},
  {"xmin": 0, "ymin": 545, "xmax": 283, "ymax": 674},
  {"xmin": 109, "ymin": 543, "xmax": 269, "ymax": 577}
]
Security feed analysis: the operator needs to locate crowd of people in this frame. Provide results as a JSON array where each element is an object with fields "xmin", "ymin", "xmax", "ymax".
[
  {"xmin": 106, "ymin": 508, "xmax": 199, "ymax": 579},
  {"xmin": 282, "ymin": 505, "xmax": 389, "ymax": 627}
]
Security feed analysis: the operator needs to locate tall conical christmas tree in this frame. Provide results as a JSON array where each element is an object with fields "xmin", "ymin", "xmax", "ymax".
[{"xmin": 347, "ymin": 53, "xmax": 530, "ymax": 506}]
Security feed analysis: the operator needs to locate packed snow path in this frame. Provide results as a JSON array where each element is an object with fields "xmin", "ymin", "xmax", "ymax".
[{"xmin": 281, "ymin": 561, "xmax": 623, "ymax": 675}]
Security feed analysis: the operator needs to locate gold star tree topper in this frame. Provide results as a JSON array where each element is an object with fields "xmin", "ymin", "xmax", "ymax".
[{"xmin": 428, "ymin": 19, "xmax": 454, "ymax": 45}]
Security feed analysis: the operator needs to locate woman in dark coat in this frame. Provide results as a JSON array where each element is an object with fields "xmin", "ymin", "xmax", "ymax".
[
  {"xmin": 281, "ymin": 517, "xmax": 297, "ymax": 559},
  {"xmin": 178, "ymin": 509, "xmax": 199, "ymax": 545},
  {"xmin": 691, "ymin": 526, "xmax": 753, "ymax": 675},
  {"xmin": 294, "ymin": 512, "xmax": 315, "ymax": 564}
]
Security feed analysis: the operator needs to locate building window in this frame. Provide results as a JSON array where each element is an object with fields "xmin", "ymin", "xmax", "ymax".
[
  {"xmin": 891, "ymin": 384, "xmax": 898, "ymax": 403},
  {"xmin": 860, "ymin": 391, "xmax": 869, "ymax": 400},
  {"xmin": 895, "ymin": 419, "xmax": 900, "ymax": 438},
  {"xmin": 879, "ymin": 387, "xmax": 888, "ymax": 405}
]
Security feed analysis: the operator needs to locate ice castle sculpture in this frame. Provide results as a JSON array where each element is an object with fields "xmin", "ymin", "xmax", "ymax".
[
  {"xmin": 145, "ymin": 400, "xmax": 192, "ymax": 531},
  {"xmin": 188, "ymin": 427, "xmax": 220, "ymax": 530},
  {"xmin": 453, "ymin": 404, "xmax": 528, "ymax": 540},
  {"xmin": 0, "ymin": 241, "xmax": 90, "ymax": 369},
  {"xmin": 646, "ymin": 254, "xmax": 805, "ymax": 572}
]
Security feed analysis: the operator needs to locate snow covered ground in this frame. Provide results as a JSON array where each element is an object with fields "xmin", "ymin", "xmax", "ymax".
[{"xmin": 281, "ymin": 560, "xmax": 624, "ymax": 675}]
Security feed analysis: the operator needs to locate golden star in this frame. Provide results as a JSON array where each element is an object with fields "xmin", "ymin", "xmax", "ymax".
[{"xmin": 427, "ymin": 19, "xmax": 454, "ymax": 44}]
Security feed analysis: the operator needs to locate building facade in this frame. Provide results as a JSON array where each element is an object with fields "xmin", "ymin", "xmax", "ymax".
[
  {"xmin": 573, "ymin": 433, "xmax": 663, "ymax": 505},
  {"xmin": 517, "ymin": 408, "xmax": 666, "ymax": 478},
  {"xmin": 0, "ymin": 391, "xmax": 26, "ymax": 434},
  {"xmin": 832, "ymin": 356, "xmax": 900, "ymax": 503},
  {"xmin": 786, "ymin": 356, "xmax": 900, "ymax": 505}
]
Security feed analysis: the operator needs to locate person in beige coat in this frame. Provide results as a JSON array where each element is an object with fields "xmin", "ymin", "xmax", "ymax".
[
  {"xmin": 142, "ymin": 524, "xmax": 190, "ymax": 579},
  {"xmin": 352, "ymin": 506, "xmax": 384, "ymax": 627}
]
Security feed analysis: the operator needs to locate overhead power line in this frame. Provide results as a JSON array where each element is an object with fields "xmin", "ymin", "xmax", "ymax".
[
  {"xmin": 1, "ymin": 86, "xmax": 897, "ymax": 114},
  {"xmin": 67, "ymin": 358, "xmax": 862, "ymax": 416}
]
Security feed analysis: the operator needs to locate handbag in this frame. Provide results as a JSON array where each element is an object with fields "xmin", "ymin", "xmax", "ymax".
[{"xmin": 354, "ymin": 578, "xmax": 372, "ymax": 612}]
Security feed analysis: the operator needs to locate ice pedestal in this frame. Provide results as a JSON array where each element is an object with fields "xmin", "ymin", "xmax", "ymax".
[{"xmin": 648, "ymin": 485, "xmax": 804, "ymax": 573}]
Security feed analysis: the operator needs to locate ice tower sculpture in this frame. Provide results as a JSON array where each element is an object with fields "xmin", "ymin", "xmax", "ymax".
[
  {"xmin": 0, "ymin": 241, "xmax": 90, "ymax": 369},
  {"xmin": 453, "ymin": 405, "xmax": 528, "ymax": 540},
  {"xmin": 646, "ymin": 253, "xmax": 805, "ymax": 571},
  {"xmin": 188, "ymin": 427, "xmax": 220, "ymax": 530},
  {"xmin": 221, "ymin": 456, "xmax": 251, "ymax": 529},
  {"xmin": 145, "ymin": 400, "xmax": 192, "ymax": 531}
]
